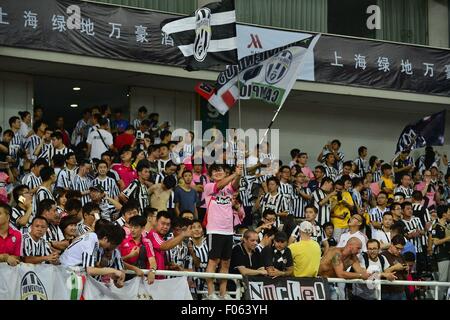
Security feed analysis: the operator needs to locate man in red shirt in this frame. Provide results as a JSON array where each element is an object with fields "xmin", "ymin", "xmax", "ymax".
[
  {"xmin": 119, "ymin": 215, "xmax": 156, "ymax": 284},
  {"xmin": 0, "ymin": 203, "xmax": 21, "ymax": 266},
  {"xmin": 146, "ymin": 211, "xmax": 192, "ymax": 278},
  {"xmin": 115, "ymin": 126, "xmax": 136, "ymax": 151},
  {"xmin": 112, "ymin": 146, "xmax": 137, "ymax": 190}
]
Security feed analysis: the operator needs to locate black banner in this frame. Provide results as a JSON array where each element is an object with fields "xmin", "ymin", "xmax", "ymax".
[
  {"xmin": 244, "ymin": 276, "xmax": 331, "ymax": 300},
  {"xmin": 0, "ymin": 0, "xmax": 449, "ymax": 96},
  {"xmin": 314, "ymin": 34, "xmax": 450, "ymax": 96},
  {"xmin": 0, "ymin": 0, "xmax": 185, "ymax": 67}
]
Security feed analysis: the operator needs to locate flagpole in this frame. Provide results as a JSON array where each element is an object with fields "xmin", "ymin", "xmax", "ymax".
[{"xmin": 259, "ymin": 101, "xmax": 286, "ymax": 145}]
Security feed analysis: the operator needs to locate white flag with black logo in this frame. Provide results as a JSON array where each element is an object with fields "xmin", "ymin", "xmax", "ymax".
[
  {"xmin": 196, "ymin": 35, "xmax": 321, "ymax": 114},
  {"xmin": 161, "ymin": 0, "xmax": 238, "ymax": 71}
]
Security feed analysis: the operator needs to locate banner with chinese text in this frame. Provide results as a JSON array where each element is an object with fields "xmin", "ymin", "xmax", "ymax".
[{"xmin": 0, "ymin": 0, "xmax": 449, "ymax": 96}]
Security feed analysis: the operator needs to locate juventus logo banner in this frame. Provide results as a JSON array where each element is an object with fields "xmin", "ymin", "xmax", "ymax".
[
  {"xmin": 244, "ymin": 276, "xmax": 331, "ymax": 300},
  {"xmin": 161, "ymin": 0, "xmax": 238, "ymax": 71},
  {"xmin": 196, "ymin": 35, "xmax": 320, "ymax": 115},
  {"xmin": 395, "ymin": 110, "xmax": 446, "ymax": 153}
]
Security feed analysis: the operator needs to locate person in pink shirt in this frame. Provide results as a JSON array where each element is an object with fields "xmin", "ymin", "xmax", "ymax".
[
  {"xmin": 112, "ymin": 146, "xmax": 137, "ymax": 190},
  {"xmin": 146, "ymin": 211, "xmax": 192, "ymax": 279},
  {"xmin": 203, "ymin": 163, "xmax": 242, "ymax": 300},
  {"xmin": 415, "ymin": 169, "xmax": 438, "ymax": 209},
  {"xmin": 0, "ymin": 203, "xmax": 21, "ymax": 266},
  {"xmin": 297, "ymin": 152, "xmax": 315, "ymax": 186},
  {"xmin": 119, "ymin": 215, "xmax": 156, "ymax": 284}
]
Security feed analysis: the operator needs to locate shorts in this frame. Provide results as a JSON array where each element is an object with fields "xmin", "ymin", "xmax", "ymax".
[{"xmin": 207, "ymin": 234, "xmax": 233, "ymax": 260}]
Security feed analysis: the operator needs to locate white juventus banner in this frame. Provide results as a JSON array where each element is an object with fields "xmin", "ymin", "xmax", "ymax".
[
  {"xmin": 0, "ymin": 263, "xmax": 192, "ymax": 300},
  {"xmin": 0, "ymin": 263, "xmax": 75, "ymax": 300},
  {"xmin": 83, "ymin": 276, "xmax": 193, "ymax": 300}
]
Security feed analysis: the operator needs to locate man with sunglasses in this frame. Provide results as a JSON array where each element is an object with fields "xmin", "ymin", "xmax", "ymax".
[{"xmin": 337, "ymin": 213, "xmax": 368, "ymax": 253}]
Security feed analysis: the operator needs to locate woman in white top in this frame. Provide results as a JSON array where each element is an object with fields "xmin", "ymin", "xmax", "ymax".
[{"xmin": 19, "ymin": 111, "xmax": 32, "ymax": 139}]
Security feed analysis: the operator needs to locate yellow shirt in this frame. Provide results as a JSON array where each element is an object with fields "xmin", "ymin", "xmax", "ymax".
[
  {"xmin": 380, "ymin": 176, "xmax": 395, "ymax": 198},
  {"xmin": 288, "ymin": 240, "xmax": 321, "ymax": 277},
  {"xmin": 330, "ymin": 191, "xmax": 354, "ymax": 229}
]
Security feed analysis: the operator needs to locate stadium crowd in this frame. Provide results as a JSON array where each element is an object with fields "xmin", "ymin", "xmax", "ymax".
[{"xmin": 0, "ymin": 105, "xmax": 450, "ymax": 300}]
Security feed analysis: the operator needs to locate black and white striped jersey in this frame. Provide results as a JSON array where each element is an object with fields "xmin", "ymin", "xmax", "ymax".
[
  {"xmin": 108, "ymin": 169, "xmax": 121, "ymax": 184},
  {"xmin": 412, "ymin": 203, "xmax": 432, "ymax": 230},
  {"xmin": 25, "ymin": 134, "xmax": 42, "ymax": 162},
  {"xmin": 77, "ymin": 222, "xmax": 93, "ymax": 236},
  {"xmin": 39, "ymin": 146, "xmax": 72, "ymax": 165},
  {"xmin": 167, "ymin": 190, "xmax": 175, "ymax": 210},
  {"xmin": 324, "ymin": 165, "xmax": 339, "ymax": 182},
  {"xmin": 122, "ymin": 179, "xmax": 149, "ymax": 213},
  {"xmin": 278, "ymin": 181, "xmax": 294, "ymax": 214},
  {"xmin": 32, "ymin": 186, "xmax": 55, "ymax": 215},
  {"xmin": 402, "ymin": 217, "xmax": 427, "ymax": 253},
  {"xmin": 352, "ymin": 189, "xmax": 363, "ymax": 209},
  {"xmin": 99, "ymin": 199, "xmax": 118, "ymax": 221},
  {"xmin": 44, "ymin": 224, "xmax": 65, "ymax": 242},
  {"xmin": 259, "ymin": 192, "xmax": 289, "ymax": 214},
  {"xmin": 394, "ymin": 185, "xmax": 414, "ymax": 199},
  {"xmin": 192, "ymin": 238, "xmax": 209, "ymax": 291},
  {"xmin": 9, "ymin": 131, "xmax": 23, "ymax": 158},
  {"xmin": 21, "ymin": 233, "xmax": 52, "ymax": 260},
  {"xmin": 114, "ymin": 217, "xmax": 126, "ymax": 228},
  {"xmin": 165, "ymin": 242, "xmax": 193, "ymax": 276},
  {"xmin": 133, "ymin": 119, "xmax": 142, "ymax": 131},
  {"xmin": 56, "ymin": 167, "xmax": 77, "ymax": 190},
  {"xmin": 59, "ymin": 232, "xmax": 99, "ymax": 268},
  {"xmin": 321, "ymin": 149, "xmax": 345, "ymax": 171},
  {"xmin": 92, "ymin": 176, "xmax": 120, "ymax": 198},
  {"xmin": 97, "ymin": 248, "xmax": 124, "ymax": 270},
  {"xmin": 73, "ymin": 175, "xmax": 92, "ymax": 206},
  {"xmin": 291, "ymin": 185, "xmax": 311, "ymax": 218},
  {"xmin": 369, "ymin": 206, "xmax": 389, "ymax": 224},
  {"xmin": 312, "ymin": 189, "xmax": 331, "ymax": 226},
  {"xmin": 10, "ymin": 206, "xmax": 33, "ymax": 233},
  {"xmin": 372, "ymin": 170, "xmax": 382, "ymax": 183},
  {"xmin": 239, "ymin": 176, "xmax": 258, "ymax": 207},
  {"xmin": 290, "ymin": 223, "xmax": 323, "ymax": 244},
  {"xmin": 354, "ymin": 157, "xmax": 368, "ymax": 177},
  {"xmin": 21, "ymin": 172, "xmax": 42, "ymax": 191}
]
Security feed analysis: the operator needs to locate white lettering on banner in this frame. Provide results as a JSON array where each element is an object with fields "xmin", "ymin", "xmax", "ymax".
[
  {"xmin": 52, "ymin": 14, "xmax": 66, "ymax": 32},
  {"xmin": 377, "ymin": 57, "xmax": 390, "ymax": 72},
  {"xmin": 161, "ymin": 32, "xmax": 174, "ymax": 46},
  {"xmin": 24, "ymin": 11, "xmax": 38, "ymax": 29},
  {"xmin": 401, "ymin": 59, "xmax": 413, "ymax": 75},
  {"xmin": 354, "ymin": 54, "xmax": 367, "ymax": 70},
  {"xmin": 445, "ymin": 65, "xmax": 450, "ymax": 80},
  {"xmin": 80, "ymin": 18, "xmax": 95, "ymax": 36},
  {"xmin": 423, "ymin": 63, "xmax": 434, "ymax": 77},
  {"xmin": 248, "ymin": 279, "xmax": 327, "ymax": 300},
  {"xmin": 135, "ymin": 25, "xmax": 149, "ymax": 43},
  {"xmin": 109, "ymin": 22, "xmax": 121, "ymax": 39},
  {"xmin": 0, "ymin": 7, "xmax": 10, "ymax": 25},
  {"xmin": 331, "ymin": 51, "xmax": 344, "ymax": 67}
]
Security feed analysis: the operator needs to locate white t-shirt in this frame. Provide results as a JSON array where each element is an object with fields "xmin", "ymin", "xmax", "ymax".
[
  {"xmin": 59, "ymin": 232, "xmax": 99, "ymax": 268},
  {"xmin": 353, "ymin": 255, "xmax": 390, "ymax": 300},
  {"xmin": 20, "ymin": 121, "xmax": 31, "ymax": 138},
  {"xmin": 372, "ymin": 229, "xmax": 391, "ymax": 245},
  {"xmin": 86, "ymin": 128, "xmax": 113, "ymax": 160},
  {"xmin": 337, "ymin": 231, "xmax": 368, "ymax": 252}
]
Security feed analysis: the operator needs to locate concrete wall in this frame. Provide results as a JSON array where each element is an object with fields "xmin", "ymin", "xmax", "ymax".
[
  {"xmin": 0, "ymin": 72, "xmax": 33, "ymax": 131},
  {"xmin": 428, "ymin": 0, "xmax": 449, "ymax": 47}
]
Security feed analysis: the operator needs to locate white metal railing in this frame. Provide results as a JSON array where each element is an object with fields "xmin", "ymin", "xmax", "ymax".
[
  {"xmin": 327, "ymin": 278, "xmax": 450, "ymax": 300},
  {"xmin": 127, "ymin": 270, "xmax": 450, "ymax": 300}
]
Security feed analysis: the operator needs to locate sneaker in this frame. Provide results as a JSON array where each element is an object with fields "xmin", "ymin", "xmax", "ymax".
[
  {"xmin": 206, "ymin": 293, "xmax": 221, "ymax": 300},
  {"xmin": 221, "ymin": 293, "xmax": 234, "ymax": 300}
]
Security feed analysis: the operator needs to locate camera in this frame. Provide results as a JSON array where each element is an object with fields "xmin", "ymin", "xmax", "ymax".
[{"xmin": 337, "ymin": 191, "xmax": 343, "ymax": 201}]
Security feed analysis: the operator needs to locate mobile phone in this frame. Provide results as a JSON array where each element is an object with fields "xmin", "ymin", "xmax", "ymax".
[
  {"xmin": 94, "ymin": 213, "xmax": 100, "ymax": 220},
  {"xmin": 18, "ymin": 195, "xmax": 26, "ymax": 204}
]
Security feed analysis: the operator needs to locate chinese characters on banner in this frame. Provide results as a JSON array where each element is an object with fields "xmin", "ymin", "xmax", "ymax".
[{"xmin": 0, "ymin": 0, "xmax": 449, "ymax": 96}]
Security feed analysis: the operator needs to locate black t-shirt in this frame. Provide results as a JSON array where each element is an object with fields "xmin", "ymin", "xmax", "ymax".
[
  {"xmin": 431, "ymin": 223, "xmax": 450, "ymax": 262},
  {"xmin": 0, "ymin": 141, "xmax": 9, "ymax": 162},
  {"xmin": 230, "ymin": 243, "xmax": 263, "ymax": 274},
  {"xmin": 261, "ymin": 245, "xmax": 293, "ymax": 271}
]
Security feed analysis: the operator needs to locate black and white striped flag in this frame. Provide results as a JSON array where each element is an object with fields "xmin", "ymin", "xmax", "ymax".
[{"xmin": 161, "ymin": 0, "xmax": 238, "ymax": 71}]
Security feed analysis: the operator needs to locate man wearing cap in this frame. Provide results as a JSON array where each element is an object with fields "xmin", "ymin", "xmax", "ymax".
[
  {"xmin": 261, "ymin": 231, "xmax": 293, "ymax": 277},
  {"xmin": 288, "ymin": 221, "xmax": 321, "ymax": 277}
]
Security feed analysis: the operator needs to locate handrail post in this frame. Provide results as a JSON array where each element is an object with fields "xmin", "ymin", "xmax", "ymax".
[
  {"xmin": 376, "ymin": 280, "xmax": 382, "ymax": 300},
  {"xmin": 435, "ymin": 285, "xmax": 439, "ymax": 300},
  {"xmin": 235, "ymin": 279, "xmax": 242, "ymax": 300}
]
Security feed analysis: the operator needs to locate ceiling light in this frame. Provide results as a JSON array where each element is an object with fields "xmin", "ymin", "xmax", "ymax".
[
  {"xmin": 70, "ymin": 104, "xmax": 78, "ymax": 108},
  {"xmin": 73, "ymin": 87, "xmax": 81, "ymax": 91}
]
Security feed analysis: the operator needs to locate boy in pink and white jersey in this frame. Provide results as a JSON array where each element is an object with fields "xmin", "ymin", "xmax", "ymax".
[{"xmin": 204, "ymin": 164, "xmax": 242, "ymax": 300}]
